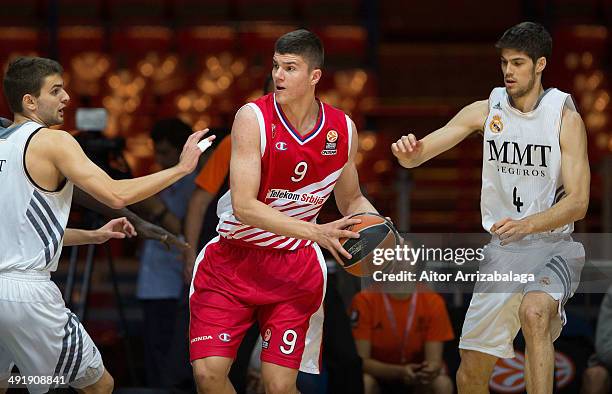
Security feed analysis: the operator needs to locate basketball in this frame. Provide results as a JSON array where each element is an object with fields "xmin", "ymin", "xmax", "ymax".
[{"xmin": 339, "ymin": 212, "xmax": 400, "ymax": 277}]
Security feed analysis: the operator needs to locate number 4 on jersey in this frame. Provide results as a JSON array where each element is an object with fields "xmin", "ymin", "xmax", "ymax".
[{"xmin": 513, "ymin": 187, "xmax": 523, "ymax": 213}]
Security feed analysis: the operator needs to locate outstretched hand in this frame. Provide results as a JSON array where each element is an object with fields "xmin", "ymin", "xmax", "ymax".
[
  {"xmin": 177, "ymin": 129, "xmax": 215, "ymax": 174},
  {"xmin": 92, "ymin": 217, "xmax": 137, "ymax": 244},
  {"xmin": 391, "ymin": 134, "xmax": 422, "ymax": 166}
]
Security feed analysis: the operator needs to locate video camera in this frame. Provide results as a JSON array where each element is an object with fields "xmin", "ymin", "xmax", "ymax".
[{"xmin": 75, "ymin": 108, "xmax": 131, "ymax": 179}]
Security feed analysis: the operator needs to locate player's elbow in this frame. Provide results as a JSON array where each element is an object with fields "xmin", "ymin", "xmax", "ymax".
[
  {"xmin": 574, "ymin": 198, "xmax": 589, "ymax": 220},
  {"xmin": 105, "ymin": 188, "xmax": 128, "ymax": 209},
  {"xmin": 232, "ymin": 197, "xmax": 252, "ymax": 224},
  {"xmin": 107, "ymin": 196, "xmax": 127, "ymax": 210}
]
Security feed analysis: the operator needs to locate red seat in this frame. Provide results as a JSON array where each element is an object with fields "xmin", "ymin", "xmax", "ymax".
[
  {"xmin": 1, "ymin": 0, "xmax": 42, "ymax": 26},
  {"xmin": 235, "ymin": 0, "xmax": 296, "ymax": 22},
  {"xmin": 299, "ymin": 0, "xmax": 360, "ymax": 25},
  {"xmin": 107, "ymin": 0, "xmax": 169, "ymax": 26},
  {"xmin": 238, "ymin": 23, "xmax": 298, "ymax": 65},
  {"xmin": 173, "ymin": 0, "xmax": 232, "ymax": 25},
  {"xmin": 46, "ymin": 0, "xmax": 104, "ymax": 26},
  {"xmin": 110, "ymin": 26, "xmax": 173, "ymax": 68},
  {"xmin": 314, "ymin": 25, "xmax": 367, "ymax": 67}
]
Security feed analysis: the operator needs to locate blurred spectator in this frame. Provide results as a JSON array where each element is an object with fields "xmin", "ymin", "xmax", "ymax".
[
  {"xmin": 135, "ymin": 118, "xmax": 197, "ymax": 387},
  {"xmin": 350, "ymin": 287, "xmax": 454, "ymax": 394},
  {"xmin": 582, "ymin": 285, "xmax": 612, "ymax": 394}
]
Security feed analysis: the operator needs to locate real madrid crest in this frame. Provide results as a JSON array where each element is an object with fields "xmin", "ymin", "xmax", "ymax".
[
  {"xmin": 322, "ymin": 130, "xmax": 338, "ymax": 155},
  {"xmin": 489, "ymin": 115, "xmax": 504, "ymax": 134}
]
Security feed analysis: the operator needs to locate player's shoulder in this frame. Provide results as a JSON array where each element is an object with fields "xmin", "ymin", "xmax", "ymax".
[
  {"xmin": 561, "ymin": 96, "xmax": 583, "ymax": 124},
  {"xmin": 235, "ymin": 94, "xmax": 273, "ymax": 121},
  {"xmin": 465, "ymin": 99, "xmax": 489, "ymax": 113},
  {"xmin": 321, "ymin": 99, "xmax": 349, "ymax": 121},
  {"xmin": 34, "ymin": 127, "xmax": 76, "ymax": 146}
]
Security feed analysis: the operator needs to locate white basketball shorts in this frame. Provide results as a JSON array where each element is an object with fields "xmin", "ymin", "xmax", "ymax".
[
  {"xmin": 0, "ymin": 271, "xmax": 105, "ymax": 393},
  {"xmin": 459, "ymin": 236, "xmax": 585, "ymax": 358}
]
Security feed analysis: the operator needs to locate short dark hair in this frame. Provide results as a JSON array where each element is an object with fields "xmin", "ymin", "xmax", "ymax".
[
  {"xmin": 274, "ymin": 29, "xmax": 324, "ymax": 69},
  {"xmin": 495, "ymin": 22, "xmax": 552, "ymax": 63},
  {"xmin": 3, "ymin": 57, "xmax": 63, "ymax": 113},
  {"xmin": 150, "ymin": 118, "xmax": 192, "ymax": 150}
]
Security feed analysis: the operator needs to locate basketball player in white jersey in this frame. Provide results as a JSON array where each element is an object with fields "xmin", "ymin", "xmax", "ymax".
[
  {"xmin": 392, "ymin": 22, "xmax": 590, "ymax": 393},
  {"xmin": 0, "ymin": 57, "xmax": 213, "ymax": 394}
]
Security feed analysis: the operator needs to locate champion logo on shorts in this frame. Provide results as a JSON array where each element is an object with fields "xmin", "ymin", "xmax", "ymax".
[
  {"xmin": 218, "ymin": 333, "xmax": 231, "ymax": 342},
  {"xmin": 264, "ymin": 328, "xmax": 272, "ymax": 342}
]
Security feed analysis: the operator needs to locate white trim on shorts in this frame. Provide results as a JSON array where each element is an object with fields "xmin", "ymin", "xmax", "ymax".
[{"xmin": 298, "ymin": 243, "xmax": 327, "ymax": 374}]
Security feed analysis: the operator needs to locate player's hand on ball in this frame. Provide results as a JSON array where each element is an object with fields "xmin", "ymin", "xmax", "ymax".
[
  {"xmin": 315, "ymin": 216, "xmax": 361, "ymax": 264},
  {"xmin": 177, "ymin": 129, "xmax": 215, "ymax": 174},
  {"xmin": 391, "ymin": 134, "xmax": 422, "ymax": 167},
  {"xmin": 93, "ymin": 217, "xmax": 136, "ymax": 244},
  {"xmin": 490, "ymin": 217, "xmax": 534, "ymax": 245}
]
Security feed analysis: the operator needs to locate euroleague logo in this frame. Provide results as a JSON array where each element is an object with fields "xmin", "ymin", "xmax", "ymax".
[
  {"xmin": 262, "ymin": 328, "xmax": 272, "ymax": 349},
  {"xmin": 322, "ymin": 130, "xmax": 338, "ymax": 156},
  {"xmin": 489, "ymin": 350, "xmax": 574, "ymax": 393}
]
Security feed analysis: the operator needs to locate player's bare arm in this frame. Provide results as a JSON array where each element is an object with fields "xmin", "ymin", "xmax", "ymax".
[
  {"xmin": 333, "ymin": 120, "xmax": 378, "ymax": 215},
  {"xmin": 392, "ymin": 100, "xmax": 489, "ymax": 168},
  {"xmin": 492, "ymin": 106, "xmax": 590, "ymax": 240},
  {"xmin": 230, "ymin": 105, "xmax": 360, "ymax": 259},
  {"xmin": 73, "ymin": 188, "xmax": 187, "ymax": 250},
  {"xmin": 27, "ymin": 127, "xmax": 213, "ymax": 209},
  {"xmin": 64, "ymin": 217, "xmax": 136, "ymax": 246}
]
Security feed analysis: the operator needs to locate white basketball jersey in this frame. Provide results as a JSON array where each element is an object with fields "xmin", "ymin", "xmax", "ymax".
[
  {"xmin": 481, "ymin": 87, "xmax": 573, "ymax": 234},
  {"xmin": 0, "ymin": 121, "xmax": 73, "ymax": 273}
]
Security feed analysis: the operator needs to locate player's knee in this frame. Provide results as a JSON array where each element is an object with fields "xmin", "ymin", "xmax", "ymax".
[
  {"xmin": 100, "ymin": 373, "xmax": 114, "ymax": 394},
  {"xmin": 80, "ymin": 370, "xmax": 113, "ymax": 394},
  {"xmin": 264, "ymin": 375, "xmax": 296, "ymax": 394},
  {"xmin": 193, "ymin": 364, "xmax": 225, "ymax": 389},
  {"xmin": 457, "ymin": 351, "xmax": 492, "ymax": 388},
  {"xmin": 456, "ymin": 365, "xmax": 472, "ymax": 389},
  {"xmin": 519, "ymin": 303, "xmax": 550, "ymax": 335}
]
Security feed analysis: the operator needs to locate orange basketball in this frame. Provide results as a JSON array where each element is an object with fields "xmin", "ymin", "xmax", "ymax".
[{"xmin": 338, "ymin": 212, "xmax": 399, "ymax": 277}]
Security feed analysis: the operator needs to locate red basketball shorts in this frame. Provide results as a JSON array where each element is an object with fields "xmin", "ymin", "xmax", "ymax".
[{"xmin": 189, "ymin": 236, "xmax": 327, "ymax": 374}]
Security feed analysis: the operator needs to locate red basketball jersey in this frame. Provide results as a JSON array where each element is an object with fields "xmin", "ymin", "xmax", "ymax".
[{"xmin": 216, "ymin": 93, "xmax": 352, "ymax": 250}]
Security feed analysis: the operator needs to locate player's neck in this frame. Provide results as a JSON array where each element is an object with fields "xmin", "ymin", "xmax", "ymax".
[
  {"xmin": 510, "ymin": 84, "xmax": 545, "ymax": 113},
  {"xmin": 279, "ymin": 93, "xmax": 319, "ymax": 136},
  {"xmin": 13, "ymin": 113, "xmax": 47, "ymax": 127}
]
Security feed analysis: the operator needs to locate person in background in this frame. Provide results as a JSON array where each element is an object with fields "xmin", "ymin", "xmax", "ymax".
[
  {"xmin": 350, "ymin": 287, "xmax": 455, "ymax": 394},
  {"xmin": 581, "ymin": 285, "xmax": 612, "ymax": 394},
  {"xmin": 135, "ymin": 118, "xmax": 198, "ymax": 388}
]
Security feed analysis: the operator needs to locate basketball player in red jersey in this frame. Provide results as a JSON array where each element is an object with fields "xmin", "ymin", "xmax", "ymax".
[{"xmin": 189, "ymin": 29, "xmax": 380, "ymax": 393}]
